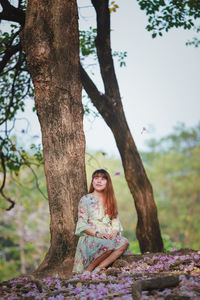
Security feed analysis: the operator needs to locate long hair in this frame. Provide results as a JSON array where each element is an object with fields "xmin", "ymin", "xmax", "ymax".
[{"xmin": 88, "ymin": 169, "xmax": 118, "ymax": 219}]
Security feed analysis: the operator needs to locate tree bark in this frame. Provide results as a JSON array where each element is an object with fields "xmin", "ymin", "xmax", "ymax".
[
  {"xmin": 22, "ymin": 0, "xmax": 87, "ymax": 277},
  {"xmin": 82, "ymin": 0, "xmax": 164, "ymax": 253}
]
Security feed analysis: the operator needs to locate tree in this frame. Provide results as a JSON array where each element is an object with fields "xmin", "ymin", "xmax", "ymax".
[
  {"xmin": 0, "ymin": 0, "xmax": 164, "ymax": 255},
  {"xmin": 19, "ymin": 0, "xmax": 86, "ymax": 278}
]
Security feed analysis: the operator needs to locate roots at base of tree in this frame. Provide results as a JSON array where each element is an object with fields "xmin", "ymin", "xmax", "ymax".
[{"xmin": 31, "ymin": 256, "xmax": 74, "ymax": 279}]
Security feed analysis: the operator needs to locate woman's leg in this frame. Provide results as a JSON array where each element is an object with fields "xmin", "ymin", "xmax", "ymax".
[
  {"xmin": 97, "ymin": 242, "xmax": 128, "ymax": 269},
  {"xmin": 86, "ymin": 250, "xmax": 113, "ymax": 272}
]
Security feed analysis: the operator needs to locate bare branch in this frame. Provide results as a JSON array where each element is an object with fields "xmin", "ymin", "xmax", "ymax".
[
  {"xmin": 9, "ymin": 136, "xmax": 47, "ymax": 200},
  {"xmin": 0, "ymin": 64, "xmax": 17, "ymax": 76},
  {"xmin": 0, "ymin": 69, "xmax": 18, "ymax": 126},
  {"xmin": 0, "ymin": 151, "xmax": 15, "ymax": 210},
  {"xmin": 85, "ymin": 152, "xmax": 101, "ymax": 169},
  {"xmin": 0, "ymin": 42, "xmax": 21, "ymax": 74},
  {"xmin": 0, "ymin": 0, "xmax": 25, "ymax": 25},
  {"xmin": 80, "ymin": 63, "xmax": 116, "ymax": 120},
  {"xmin": 0, "ymin": 136, "xmax": 47, "ymax": 204},
  {"xmin": 26, "ymin": 164, "xmax": 48, "ymax": 201},
  {"xmin": 1, "ymin": 29, "xmax": 21, "ymax": 49},
  {"xmin": 0, "ymin": 50, "xmax": 24, "ymax": 126},
  {"xmin": 18, "ymin": 0, "xmax": 23, "ymax": 9},
  {"xmin": 80, "ymin": 63, "xmax": 104, "ymax": 103},
  {"xmin": 0, "ymin": 0, "xmax": 9, "ymax": 9}
]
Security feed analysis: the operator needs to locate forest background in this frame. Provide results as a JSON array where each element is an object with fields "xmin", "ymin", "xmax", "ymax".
[
  {"xmin": 0, "ymin": 122, "xmax": 200, "ymax": 281},
  {"xmin": 0, "ymin": 0, "xmax": 200, "ymax": 282}
]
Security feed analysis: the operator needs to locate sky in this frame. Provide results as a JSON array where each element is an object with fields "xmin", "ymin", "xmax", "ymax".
[
  {"xmin": 80, "ymin": 0, "xmax": 200, "ymax": 156},
  {"xmin": 2, "ymin": 0, "xmax": 200, "ymax": 157}
]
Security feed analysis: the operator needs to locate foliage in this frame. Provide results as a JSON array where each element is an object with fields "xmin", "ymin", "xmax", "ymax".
[
  {"xmin": 0, "ymin": 258, "xmax": 19, "ymax": 281},
  {"xmin": 142, "ymin": 122, "xmax": 200, "ymax": 250},
  {"xmin": 113, "ymin": 51, "xmax": 127, "ymax": 67},
  {"xmin": 0, "ymin": 138, "xmax": 43, "ymax": 174},
  {"xmin": 0, "ymin": 156, "xmax": 49, "ymax": 281},
  {"xmin": 0, "ymin": 24, "xmax": 34, "ymax": 125},
  {"xmin": 162, "ymin": 233, "xmax": 181, "ymax": 252},
  {"xmin": 129, "ymin": 240, "xmax": 141, "ymax": 254},
  {"xmin": 186, "ymin": 25, "xmax": 200, "ymax": 47},
  {"xmin": 136, "ymin": 0, "xmax": 200, "ymax": 39},
  {"xmin": 109, "ymin": 1, "xmax": 119, "ymax": 13},
  {"xmin": 79, "ymin": 27, "xmax": 97, "ymax": 57}
]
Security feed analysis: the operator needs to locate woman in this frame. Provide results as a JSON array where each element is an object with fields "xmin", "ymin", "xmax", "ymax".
[{"xmin": 73, "ymin": 169, "xmax": 129, "ymax": 274}]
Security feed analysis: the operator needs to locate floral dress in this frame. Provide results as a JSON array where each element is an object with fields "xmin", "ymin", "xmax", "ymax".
[{"xmin": 73, "ymin": 193, "xmax": 129, "ymax": 273}]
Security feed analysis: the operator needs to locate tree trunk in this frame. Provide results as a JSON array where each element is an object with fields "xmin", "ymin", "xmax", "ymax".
[
  {"xmin": 22, "ymin": 0, "xmax": 87, "ymax": 277},
  {"xmin": 82, "ymin": 0, "xmax": 164, "ymax": 253},
  {"xmin": 18, "ymin": 212, "xmax": 26, "ymax": 275}
]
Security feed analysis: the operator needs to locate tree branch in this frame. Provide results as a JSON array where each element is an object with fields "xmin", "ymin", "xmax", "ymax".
[
  {"xmin": 0, "ymin": 151, "xmax": 15, "ymax": 210},
  {"xmin": 91, "ymin": 0, "xmax": 121, "ymax": 100},
  {"xmin": 18, "ymin": 0, "xmax": 23, "ymax": 9},
  {"xmin": 0, "ymin": 50, "xmax": 23, "ymax": 126},
  {"xmin": 80, "ymin": 63, "xmax": 116, "ymax": 119},
  {"xmin": 0, "ymin": 42, "xmax": 21, "ymax": 74},
  {"xmin": 0, "ymin": 0, "xmax": 25, "ymax": 25}
]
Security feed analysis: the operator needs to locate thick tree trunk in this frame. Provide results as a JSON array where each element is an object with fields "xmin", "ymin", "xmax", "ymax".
[
  {"xmin": 82, "ymin": 0, "xmax": 164, "ymax": 253},
  {"xmin": 22, "ymin": 0, "xmax": 87, "ymax": 277}
]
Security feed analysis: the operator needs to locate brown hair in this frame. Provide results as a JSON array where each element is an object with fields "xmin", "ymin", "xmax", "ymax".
[{"xmin": 88, "ymin": 169, "xmax": 118, "ymax": 219}]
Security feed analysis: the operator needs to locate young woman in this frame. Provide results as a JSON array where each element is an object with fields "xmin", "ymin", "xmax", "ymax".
[{"xmin": 73, "ymin": 169, "xmax": 129, "ymax": 274}]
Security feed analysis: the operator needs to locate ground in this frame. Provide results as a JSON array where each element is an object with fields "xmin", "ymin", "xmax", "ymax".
[{"xmin": 0, "ymin": 249, "xmax": 200, "ymax": 299}]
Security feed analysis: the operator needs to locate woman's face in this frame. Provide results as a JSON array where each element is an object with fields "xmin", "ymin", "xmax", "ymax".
[{"xmin": 92, "ymin": 174, "xmax": 107, "ymax": 192}]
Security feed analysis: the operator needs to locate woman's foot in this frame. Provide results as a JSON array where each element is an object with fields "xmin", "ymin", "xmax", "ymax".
[
  {"xmin": 92, "ymin": 267, "xmax": 106, "ymax": 274},
  {"xmin": 82, "ymin": 270, "xmax": 91, "ymax": 275},
  {"xmin": 92, "ymin": 267, "xmax": 101, "ymax": 274}
]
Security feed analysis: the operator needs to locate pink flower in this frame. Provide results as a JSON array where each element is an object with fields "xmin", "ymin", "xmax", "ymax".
[
  {"xmin": 141, "ymin": 127, "xmax": 147, "ymax": 134},
  {"xmin": 114, "ymin": 171, "xmax": 121, "ymax": 176}
]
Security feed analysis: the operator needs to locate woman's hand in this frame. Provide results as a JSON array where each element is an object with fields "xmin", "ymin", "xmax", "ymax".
[
  {"xmin": 96, "ymin": 232, "xmax": 118, "ymax": 239},
  {"xmin": 97, "ymin": 233, "xmax": 112, "ymax": 239},
  {"xmin": 109, "ymin": 230, "xmax": 118, "ymax": 240}
]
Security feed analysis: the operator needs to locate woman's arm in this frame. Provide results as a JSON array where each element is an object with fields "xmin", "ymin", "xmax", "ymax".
[
  {"xmin": 75, "ymin": 196, "xmax": 91, "ymax": 236},
  {"xmin": 111, "ymin": 215, "xmax": 123, "ymax": 237},
  {"xmin": 84, "ymin": 228, "xmax": 96, "ymax": 237}
]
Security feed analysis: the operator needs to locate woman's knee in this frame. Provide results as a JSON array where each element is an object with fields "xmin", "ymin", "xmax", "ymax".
[
  {"xmin": 118, "ymin": 242, "xmax": 128, "ymax": 254},
  {"xmin": 122, "ymin": 240, "xmax": 129, "ymax": 249},
  {"xmin": 124, "ymin": 241, "xmax": 129, "ymax": 249}
]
